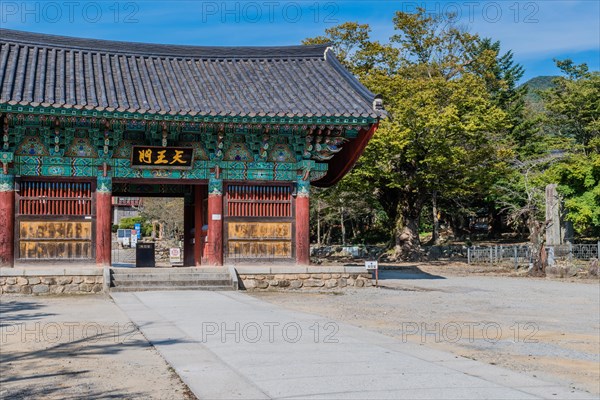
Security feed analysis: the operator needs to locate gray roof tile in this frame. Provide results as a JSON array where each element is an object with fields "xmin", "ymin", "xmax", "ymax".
[{"xmin": 0, "ymin": 29, "xmax": 383, "ymax": 119}]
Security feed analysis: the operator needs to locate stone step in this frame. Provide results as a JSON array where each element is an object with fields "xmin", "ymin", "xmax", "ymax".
[
  {"xmin": 110, "ymin": 267, "xmax": 227, "ymax": 274},
  {"xmin": 112, "ymin": 279, "xmax": 232, "ymax": 287},
  {"xmin": 110, "ymin": 286, "xmax": 234, "ymax": 292},
  {"xmin": 111, "ymin": 273, "xmax": 230, "ymax": 281}
]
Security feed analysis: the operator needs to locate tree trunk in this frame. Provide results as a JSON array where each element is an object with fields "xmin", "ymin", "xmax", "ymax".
[
  {"xmin": 317, "ymin": 201, "xmax": 321, "ymax": 245},
  {"xmin": 394, "ymin": 199, "xmax": 425, "ymax": 261},
  {"xmin": 432, "ymin": 190, "xmax": 440, "ymax": 245},
  {"xmin": 340, "ymin": 207, "xmax": 346, "ymax": 245},
  {"xmin": 324, "ymin": 226, "xmax": 331, "ymax": 245},
  {"xmin": 527, "ymin": 216, "xmax": 547, "ymax": 276}
]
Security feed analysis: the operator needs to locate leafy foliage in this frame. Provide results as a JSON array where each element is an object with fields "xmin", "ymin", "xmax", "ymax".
[{"xmin": 305, "ymin": 10, "xmax": 599, "ymax": 254}]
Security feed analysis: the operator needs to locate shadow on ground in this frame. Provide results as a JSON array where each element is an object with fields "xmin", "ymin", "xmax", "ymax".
[
  {"xmin": 377, "ymin": 267, "xmax": 446, "ymax": 280},
  {"xmin": 0, "ymin": 298, "xmax": 193, "ymax": 399},
  {"xmin": 0, "ymin": 299, "xmax": 56, "ymax": 327}
]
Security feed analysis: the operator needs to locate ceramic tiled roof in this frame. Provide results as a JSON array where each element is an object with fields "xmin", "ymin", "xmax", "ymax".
[{"xmin": 0, "ymin": 29, "xmax": 383, "ymax": 119}]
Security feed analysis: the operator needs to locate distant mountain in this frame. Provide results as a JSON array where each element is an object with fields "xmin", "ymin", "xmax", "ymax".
[{"xmin": 521, "ymin": 76, "xmax": 559, "ymax": 111}]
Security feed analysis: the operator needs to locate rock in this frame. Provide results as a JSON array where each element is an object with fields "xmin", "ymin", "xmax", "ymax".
[
  {"xmin": 356, "ymin": 279, "xmax": 365, "ymax": 287},
  {"xmin": 256, "ymin": 281, "xmax": 269, "ymax": 289},
  {"xmin": 28, "ymin": 277, "xmax": 41, "ymax": 285},
  {"xmin": 242, "ymin": 280, "xmax": 257, "ymax": 290},
  {"xmin": 268, "ymin": 280, "xmax": 280, "ymax": 287},
  {"xmin": 322, "ymin": 274, "xmax": 332, "ymax": 279},
  {"xmin": 79, "ymin": 283, "xmax": 92, "ymax": 292},
  {"xmin": 347, "ymin": 278, "xmax": 355, "ymax": 286},
  {"xmin": 20, "ymin": 285, "xmax": 32, "ymax": 294},
  {"xmin": 4, "ymin": 285, "xmax": 20, "ymax": 293},
  {"xmin": 278, "ymin": 280, "xmax": 290, "ymax": 288},
  {"xmin": 298, "ymin": 274, "xmax": 310, "ymax": 280},
  {"xmin": 290, "ymin": 280, "xmax": 303, "ymax": 289},
  {"xmin": 589, "ymin": 259, "xmax": 599, "ymax": 276},
  {"xmin": 16, "ymin": 277, "xmax": 28, "ymax": 285},
  {"xmin": 32, "ymin": 285, "xmax": 50, "ymax": 294},
  {"xmin": 95, "ymin": 276, "xmax": 104, "ymax": 284},
  {"xmin": 57, "ymin": 277, "xmax": 72, "ymax": 285},
  {"xmin": 72, "ymin": 276, "xmax": 83, "ymax": 284},
  {"xmin": 64, "ymin": 284, "xmax": 80, "ymax": 293},
  {"xmin": 331, "ymin": 274, "xmax": 341, "ymax": 279},
  {"xmin": 325, "ymin": 279, "xmax": 337, "ymax": 288},
  {"xmin": 6, "ymin": 277, "xmax": 16, "ymax": 285},
  {"xmin": 337, "ymin": 278, "xmax": 347, "ymax": 288},
  {"xmin": 50, "ymin": 285, "xmax": 65, "ymax": 294},
  {"xmin": 304, "ymin": 279, "xmax": 325, "ymax": 288},
  {"xmin": 92, "ymin": 284, "xmax": 103, "ymax": 293},
  {"xmin": 84, "ymin": 276, "xmax": 97, "ymax": 284},
  {"xmin": 40, "ymin": 277, "xmax": 55, "ymax": 285},
  {"xmin": 341, "ymin": 274, "xmax": 350, "ymax": 279},
  {"xmin": 546, "ymin": 266, "xmax": 559, "ymax": 275}
]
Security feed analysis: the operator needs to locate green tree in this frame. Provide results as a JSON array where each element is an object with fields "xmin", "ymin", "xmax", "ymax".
[
  {"xmin": 307, "ymin": 9, "xmax": 511, "ymax": 258},
  {"xmin": 543, "ymin": 60, "xmax": 600, "ymax": 151},
  {"xmin": 541, "ymin": 60, "xmax": 600, "ymax": 237}
]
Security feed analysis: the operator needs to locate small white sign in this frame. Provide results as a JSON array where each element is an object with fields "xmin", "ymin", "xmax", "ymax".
[
  {"xmin": 365, "ymin": 260, "xmax": 378, "ymax": 270},
  {"xmin": 169, "ymin": 248, "xmax": 183, "ymax": 265},
  {"xmin": 212, "ymin": 214, "xmax": 222, "ymax": 220},
  {"xmin": 130, "ymin": 233, "xmax": 138, "ymax": 247}
]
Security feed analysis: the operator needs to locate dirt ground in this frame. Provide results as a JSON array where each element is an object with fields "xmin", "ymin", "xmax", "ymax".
[
  {"xmin": 0, "ymin": 295, "xmax": 195, "ymax": 400},
  {"xmin": 252, "ymin": 263, "xmax": 600, "ymax": 396}
]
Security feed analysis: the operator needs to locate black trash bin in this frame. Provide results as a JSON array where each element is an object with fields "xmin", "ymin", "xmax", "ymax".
[{"xmin": 136, "ymin": 242, "xmax": 155, "ymax": 268}]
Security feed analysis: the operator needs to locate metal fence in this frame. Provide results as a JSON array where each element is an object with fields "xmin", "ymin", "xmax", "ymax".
[
  {"xmin": 467, "ymin": 242, "xmax": 599, "ymax": 267},
  {"xmin": 111, "ymin": 240, "xmax": 136, "ymax": 266},
  {"xmin": 425, "ymin": 245, "xmax": 468, "ymax": 260}
]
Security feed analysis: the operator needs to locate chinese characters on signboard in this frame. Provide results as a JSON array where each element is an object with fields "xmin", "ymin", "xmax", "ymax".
[{"xmin": 131, "ymin": 146, "xmax": 194, "ymax": 169}]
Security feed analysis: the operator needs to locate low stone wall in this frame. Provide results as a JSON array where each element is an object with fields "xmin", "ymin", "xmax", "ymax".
[
  {"xmin": 235, "ymin": 266, "xmax": 373, "ymax": 291},
  {"xmin": 0, "ymin": 268, "xmax": 104, "ymax": 295}
]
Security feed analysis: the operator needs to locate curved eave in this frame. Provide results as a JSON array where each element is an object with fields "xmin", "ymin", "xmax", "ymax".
[
  {"xmin": 0, "ymin": 103, "xmax": 378, "ymax": 126},
  {"xmin": 313, "ymin": 123, "xmax": 379, "ymax": 187}
]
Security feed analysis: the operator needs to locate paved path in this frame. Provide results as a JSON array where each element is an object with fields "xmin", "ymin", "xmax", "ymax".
[{"xmin": 111, "ymin": 291, "xmax": 595, "ymax": 399}]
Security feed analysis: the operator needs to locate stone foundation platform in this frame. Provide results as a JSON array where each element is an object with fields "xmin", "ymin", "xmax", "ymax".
[
  {"xmin": 0, "ymin": 268, "xmax": 104, "ymax": 295},
  {"xmin": 234, "ymin": 266, "xmax": 373, "ymax": 290}
]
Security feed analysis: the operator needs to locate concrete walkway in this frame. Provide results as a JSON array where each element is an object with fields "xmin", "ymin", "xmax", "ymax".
[{"xmin": 111, "ymin": 291, "xmax": 594, "ymax": 400}]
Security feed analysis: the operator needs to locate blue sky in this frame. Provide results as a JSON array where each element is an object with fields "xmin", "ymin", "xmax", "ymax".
[{"xmin": 1, "ymin": 0, "xmax": 598, "ymax": 82}]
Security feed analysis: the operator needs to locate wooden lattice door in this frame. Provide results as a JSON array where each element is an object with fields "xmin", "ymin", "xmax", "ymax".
[
  {"xmin": 224, "ymin": 184, "xmax": 294, "ymax": 263},
  {"xmin": 15, "ymin": 179, "xmax": 95, "ymax": 262}
]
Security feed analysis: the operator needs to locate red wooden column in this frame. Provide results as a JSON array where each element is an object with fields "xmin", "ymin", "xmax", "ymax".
[
  {"xmin": 295, "ymin": 180, "xmax": 310, "ymax": 265},
  {"xmin": 0, "ymin": 175, "xmax": 15, "ymax": 267},
  {"xmin": 194, "ymin": 185, "xmax": 207, "ymax": 266},
  {"xmin": 183, "ymin": 194, "xmax": 195, "ymax": 266},
  {"xmin": 95, "ymin": 177, "xmax": 112, "ymax": 266},
  {"xmin": 207, "ymin": 178, "xmax": 223, "ymax": 266}
]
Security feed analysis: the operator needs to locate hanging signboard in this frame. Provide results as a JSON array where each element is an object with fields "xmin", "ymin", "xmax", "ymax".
[{"xmin": 131, "ymin": 146, "xmax": 194, "ymax": 169}]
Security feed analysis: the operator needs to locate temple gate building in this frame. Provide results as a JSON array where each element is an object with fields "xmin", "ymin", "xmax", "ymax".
[{"xmin": 0, "ymin": 29, "xmax": 383, "ymax": 268}]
